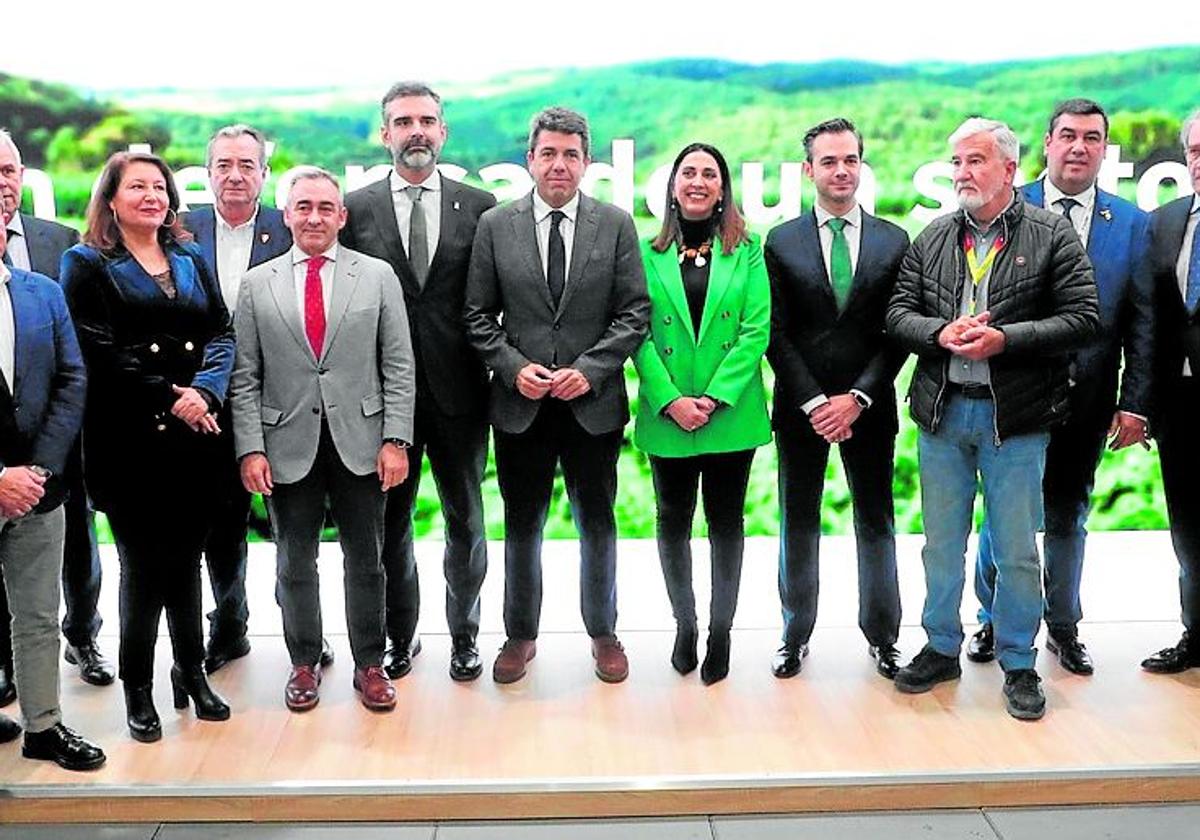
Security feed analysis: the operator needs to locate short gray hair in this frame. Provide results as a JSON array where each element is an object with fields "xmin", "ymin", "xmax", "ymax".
[
  {"xmin": 0, "ymin": 129, "xmax": 21, "ymax": 163},
  {"xmin": 527, "ymin": 106, "xmax": 590, "ymax": 158},
  {"xmin": 205, "ymin": 124, "xmax": 268, "ymax": 170},
  {"xmin": 1181, "ymin": 108, "xmax": 1200, "ymax": 149},
  {"xmin": 380, "ymin": 81, "xmax": 443, "ymax": 123},
  {"xmin": 287, "ymin": 166, "xmax": 342, "ymax": 199},
  {"xmin": 949, "ymin": 117, "xmax": 1020, "ymax": 164}
]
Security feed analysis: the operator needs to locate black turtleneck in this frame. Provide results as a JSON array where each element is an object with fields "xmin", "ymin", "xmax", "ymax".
[{"xmin": 678, "ymin": 216, "xmax": 716, "ymax": 337}]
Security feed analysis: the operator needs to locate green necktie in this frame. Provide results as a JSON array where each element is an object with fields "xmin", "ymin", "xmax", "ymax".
[{"xmin": 827, "ymin": 217, "xmax": 852, "ymax": 310}]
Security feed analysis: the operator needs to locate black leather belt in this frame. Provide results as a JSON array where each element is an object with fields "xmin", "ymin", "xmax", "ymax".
[{"xmin": 947, "ymin": 382, "xmax": 992, "ymax": 400}]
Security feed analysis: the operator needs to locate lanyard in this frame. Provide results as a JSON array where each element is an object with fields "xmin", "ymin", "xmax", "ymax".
[{"xmin": 963, "ymin": 232, "xmax": 1005, "ymax": 315}]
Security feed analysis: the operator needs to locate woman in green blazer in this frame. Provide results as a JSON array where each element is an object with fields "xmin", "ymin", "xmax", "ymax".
[{"xmin": 633, "ymin": 142, "xmax": 771, "ymax": 684}]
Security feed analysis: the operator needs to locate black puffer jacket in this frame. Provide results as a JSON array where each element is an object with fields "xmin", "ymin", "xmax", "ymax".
[{"xmin": 886, "ymin": 195, "xmax": 1099, "ymax": 441}]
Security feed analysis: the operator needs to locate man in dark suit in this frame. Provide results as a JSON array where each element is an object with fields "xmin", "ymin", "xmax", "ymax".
[
  {"xmin": 971, "ymin": 99, "xmax": 1153, "ymax": 676},
  {"xmin": 181, "ymin": 124, "xmax": 293, "ymax": 674},
  {"xmin": 0, "ymin": 130, "xmax": 111, "ymax": 692},
  {"xmin": 765, "ymin": 118, "xmax": 909, "ymax": 681},
  {"xmin": 464, "ymin": 106, "xmax": 649, "ymax": 684},
  {"xmin": 0, "ymin": 223, "xmax": 105, "ymax": 770},
  {"xmin": 1141, "ymin": 108, "xmax": 1200, "ymax": 674},
  {"xmin": 341, "ymin": 82, "xmax": 496, "ymax": 682}
]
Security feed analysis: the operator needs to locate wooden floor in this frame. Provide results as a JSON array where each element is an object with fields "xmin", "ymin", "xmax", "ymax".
[{"xmin": 1, "ymin": 533, "xmax": 1199, "ymax": 822}]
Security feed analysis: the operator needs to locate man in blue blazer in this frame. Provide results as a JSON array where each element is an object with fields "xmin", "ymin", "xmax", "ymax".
[
  {"xmin": 971, "ymin": 99, "xmax": 1153, "ymax": 675},
  {"xmin": 0, "ymin": 224, "xmax": 105, "ymax": 770},
  {"xmin": 766, "ymin": 118, "xmax": 910, "ymax": 681},
  {"xmin": 0, "ymin": 130, "xmax": 111, "ymax": 692},
  {"xmin": 181, "ymin": 124, "xmax": 292, "ymax": 673}
]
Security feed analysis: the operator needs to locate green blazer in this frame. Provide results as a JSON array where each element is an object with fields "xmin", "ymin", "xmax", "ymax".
[{"xmin": 633, "ymin": 233, "xmax": 772, "ymax": 457}]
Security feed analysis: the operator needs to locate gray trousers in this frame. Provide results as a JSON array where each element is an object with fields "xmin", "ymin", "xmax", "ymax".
[{"xmin": 0, "ymin": 506, "xmax": 64, "ymax": 733}]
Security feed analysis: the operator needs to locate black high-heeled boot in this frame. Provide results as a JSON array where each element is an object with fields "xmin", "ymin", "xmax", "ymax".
[
  {"xmin": 671, "ymin": 624, "xmax": 699, "ymax": 675},
  {"xmin": 124, "ymin": 684, "xmax": 162, "ymax": 742},
  {"xmin": 170, "ymin": 664, "xmax": 231, "ymax": 721},
  {"xmin": 701, "ymin": 630, "xmax": 731, "ymax": 685}
]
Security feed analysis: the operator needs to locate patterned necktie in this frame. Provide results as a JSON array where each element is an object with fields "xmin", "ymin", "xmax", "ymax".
[
  {"xmin": 1, "ymin": 229, "xmax": 14, "ymax": 267},
  {"xmin": 405, "ymin": 186, "xmax": 429, "ymax": 287},
  {"xmin": 547, "ymin": 210, "xmax": 566, "ymax": 308},
  {"xmin": 1186, "ymin": 212, "xmax": 1200, "ymax": 314},
  {"xmin": 304, "ymin": 255, "xmax": 328, "ymax": 357},
  {"xmin": 827, "ymin": 217, "xmax": 852, "ymax": 310},
  {"xmin": 1057, "ymin": 197, "xmax": 1082, "ymax": 243}
]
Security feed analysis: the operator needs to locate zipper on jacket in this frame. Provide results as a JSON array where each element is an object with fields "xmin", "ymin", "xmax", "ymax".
[
  {"xmin": 932, "ymin": 233, "xmax": 968, "ymax": 432},
  {"xmin": 988, "ymin": 211, "xmax": 1012, "ymax": 448}
]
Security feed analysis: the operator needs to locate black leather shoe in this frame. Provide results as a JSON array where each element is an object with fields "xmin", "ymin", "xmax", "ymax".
[
  {"xmin": 869, "ymin": 643, "xmax": 901, "ymax": 680},
  {"xmin": 383, "ymin": 637, "xmax": 422, "ymax": 680},
  {"xmin": 449, "ymin": 635, "xmax": 483, "ymax": 682},
  {"xmin": 0, "ymin": 664, "xmax": 15, "ymax": 707},
  {"xmin": 671, "ymin": 624, "xmax": 698, "ymax": 675},
  {"xmin": 1002, "ymin": 668, "xmax": 1046, "ymax": 720},
  {"xmin": 895, "ymin": 645, "xmax": 961, "ymax": 693},
  {"xmin": 64, "ymin": 642, "xmax": 116, "ymax": 686},
  {"xmin": 1141, "ymin": 633, "xmax": 1199, "ymax": 674},
  {"xmin": 124, "ymin": 685, "xmax": 162, "ymax": 743},
  {"xmin": 320, "ymin": 637, "xmax": 335, "ymax": 668},
  {"xmin": 966, "ymin": 623, "xmax": 995, "ymax": 663},
  {"xmin": 1046, "ymin": 632, "xmax": 1093, "ymax": 676},
  {"xmin": 171, "ymin": 664, "xmax": 231, "ymax": 721},
  {"xmin": 22, "ymin": 723, "xmax": 106, "ymax": 771},
  {"xmin": 701, "ymin": 631, "xmax": 731, "ymax": 685},
  {"xmin": 204, "ymin": 636, "xmax": 251, "ymax": 675},
  {"xmin": 0, "ymin": 712, "xmax": 21, "ymax": 743},
  {"xmin": 771, "ymin": 643, "xmax": 808, "ymax": 678}
]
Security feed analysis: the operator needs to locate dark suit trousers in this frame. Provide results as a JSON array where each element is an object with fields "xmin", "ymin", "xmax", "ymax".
[
  {"xmin": 776, "ymin": 418, "xmax": 901, "ymax": 647},
  {"xmin": 202, "ymin": 424, "xmax": 252, "ymax": 647},
  {"xmin": 105, "ymin": 505, "xmax": 208, "ymax": 687},
  {"xmin": 267, "ymin": 424, "xmax": 387, "ymax": 669},
  {"xmin": 1157, "ymin": 376, "xmax": 1200, "ymax": 635},
  {"xmin": 382, "ymin": 398, "xmax": 488, "ymax": 645},
  {"xmin": 975, "ymin": 410, "xmax": 1109, "ymax": 634},
  {"xmin": 649, "ymin": 450, "xmax": 755, "ymax": 633},
  {"xmin": 494, "ymin": 399, "xmax": 621, "ymax": 640},
  {"xmin": 0, "ymin": 441, "xmax": 101, "ymax": 669}
]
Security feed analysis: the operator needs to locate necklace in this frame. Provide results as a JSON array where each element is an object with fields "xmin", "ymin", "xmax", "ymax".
[{"xmin": 678, "ymin": 241, "xmax": 712, "ymax": 267}]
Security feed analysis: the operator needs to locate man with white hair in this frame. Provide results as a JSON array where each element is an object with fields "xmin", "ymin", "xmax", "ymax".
[{"xmin": 886, "ymin": 117, "xmax": 1099, "ymax": 720}]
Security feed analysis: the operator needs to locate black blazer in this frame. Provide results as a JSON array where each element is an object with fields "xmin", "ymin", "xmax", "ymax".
[
  {"xmin": 1147, "ymin": 195, "xmax": 1199, "ymax": 420},
  {"xmin": 765, "ymin": 209, "xmax": 910, "ymax": 433},
  {"xmin": 19, "ymin": 213, "xmax": 79, "ymax": 280},
  {"xmin": 341, "ymin": 175, "xmax": 496, "ymax": 418}
]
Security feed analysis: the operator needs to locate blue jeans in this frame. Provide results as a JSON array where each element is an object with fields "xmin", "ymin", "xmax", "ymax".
[{"xmin": 918, "ymin": 394, "xmax": 1048, "ymax": 671}]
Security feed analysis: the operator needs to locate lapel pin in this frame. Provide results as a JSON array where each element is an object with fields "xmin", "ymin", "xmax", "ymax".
[
  {"xmin": 1100, "ymin": 208, "xmax": 1112, "ymax": 221},
  {"xmin": 261, "ymin": 233, "xmax": 270, "ymax": 243},
  {"xmin": 1015, "ymin": 255, "xmax": 1026, "ymax": 266},
  {"xmin": 453, "ymin": 201, "xmax": 460, "ymax": 211}
]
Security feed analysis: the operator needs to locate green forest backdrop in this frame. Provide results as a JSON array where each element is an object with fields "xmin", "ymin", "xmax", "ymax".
[{"xmin": 3, "ymin": 46, "xmax": 1193, "ymax": 538}]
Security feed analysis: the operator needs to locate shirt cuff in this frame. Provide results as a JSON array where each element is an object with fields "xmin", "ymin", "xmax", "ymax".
[
  {"xmin": 800, "ymin": 394, "xmax": 829, "ymax": 415},
  {"xmin": 850, "ymin": 389, "xmax": 873, "ymax": 409}
]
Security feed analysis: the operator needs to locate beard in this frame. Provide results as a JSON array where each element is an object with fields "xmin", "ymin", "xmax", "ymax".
[
  {"xmin": 394, "ymin": 144, "xmax": 435, "ymax": 170},
  {"xmin": 955, "ymin": 182, "xmax": 1000, "ymax": 213}
]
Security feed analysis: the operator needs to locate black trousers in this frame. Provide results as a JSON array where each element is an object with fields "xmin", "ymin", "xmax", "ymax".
[
  {"xmin": 106, "ymin": 504, "xmax": 208, "ymax": 688},
  {"xmin": 1157, "ymin": 376, "xmax": 1200, "ymax": 635},
  {"xmin": 776, "ymin": 417, "xmax": 901, "ymax": 647},
  {"xmin": 201, "ymin": 436, "xmax": 252, "ymax": 648},
  {"xmin": 267, "ymin": 425, "xmax": 387, "ymax": 669},
  {"xmin": 494, "ymin": 400, "xmax": 621, "ymax": 640},
  {"xmin": 649, "ymin": 449, "xmax": 755, "ymax": 633},
  {"xmin": 381, "ymin": 399, "xmax": 488, "ymax": 645}
]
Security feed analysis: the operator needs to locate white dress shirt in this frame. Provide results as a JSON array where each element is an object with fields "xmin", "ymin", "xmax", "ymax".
[
  {"xmin": 290, "ymin": 244, "xmax": 337, "ymax": 323},
  {"xmin": 390, "ymin": 169, "xmax": 441, "ymax": 260},
  {"xmin": 4, "ymin": 213, "xmax": 31, "ymax": 272},
  {"xmin": 1043, "ymin": 177, "xmax": 1096, "ymax": 246},
  {"xmin": 0, "ymin": 262, "xmax": 14, "ymax": 391},
  {"xmin": 215, "ymin": 206, "xmax": 258, "ymax": 312},
  {"xmin": 1176, "ymin": 194, "xmax": 1200, "ymax": 376},
  {"xmin": 532, "ymin": 189, "xmax": 579, "ymax": 282}
]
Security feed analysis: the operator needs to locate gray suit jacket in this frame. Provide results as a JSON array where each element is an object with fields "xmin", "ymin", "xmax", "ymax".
[
  {"xmin": 230, "ymin": 246, "xmax": 415, "ymax": 484},
  {"xmin": 463, "ymin": 192, "xmax": 649, "ymax": 435},
  {"xmin": 18, "ymin": 213, "xmax": 80, "ymax": 280}
]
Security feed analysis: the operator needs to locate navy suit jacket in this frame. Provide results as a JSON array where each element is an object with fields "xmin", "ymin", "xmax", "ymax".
[
  {"xmin": 765, "ymin": 208, "xmax": 910, "ymax": 434},
  {"xmin": 17, "ymin": 213, "xmax": 79, "ymax": 281},
  {"xmin": 0, "ymin": 268, "xmax": 87, "ymax": 510},
  {"xmin": 180, "ymin": 205, "xmax": 292, "ymax": 291},
  {"xmin": 1020, "ymin": 181, "xmax": 1153, "ymax": 425}
]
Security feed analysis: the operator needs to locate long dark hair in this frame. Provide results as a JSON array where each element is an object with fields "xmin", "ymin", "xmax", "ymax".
[
  {"xmin": 83, "ymin": 151, "xmax": 190, "ymax": 254},
  {"xmin": 651, "ymin": 142, "xmax": 747, "ymax": 255}
]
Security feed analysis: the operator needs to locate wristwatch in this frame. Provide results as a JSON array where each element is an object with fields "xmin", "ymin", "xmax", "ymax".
[
  {"xmin": 852, "ymin": 392, "xmax": 870, "ymax": 409},
  {"xmin": 382, "ymin": 438, "xmax": 410, "ymax": 449}
]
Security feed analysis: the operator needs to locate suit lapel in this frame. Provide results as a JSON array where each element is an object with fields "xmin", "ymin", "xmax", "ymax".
[
  {"xmin": 19, "ymin": 216, "xmax": 51, "ymax": 276},
  {"xmin": 249, "ymin": 209, "xmax": 282, "ymax": 268},
  {"xmin": 696, "ymin": 241, "xmax": 738, "ymax": 344},
  {"xmin": 266, "ymin": 259, "xmax": 313, "ymax": 362},
  {"xmin": 364, "ymin": 177, "xmax": 420, "ymax": 298},
  {"xmin": 798, "ymin": 212, "xmax": 836, "ymax": 309},
  {"xmin": 647, "ymin": 246, "xmax": 694, "ymax": 342},
  {"xmin": 167, "ymin": 248, "xmax": 199, "ymax": 305},
  {"xmin": 1087, "ymin": 190, "xmax": 1116, "ymax": 267},
  {"xmin": 429, "ymin": 178, "xmax": 462, "ymax": 282},
  {"xmin": 193, "ymin": 210, "xmax": 218, "ymax": 280},
  {"xmin": 321, "ymin": 250, "xmax": 361, "ymax": 361},
  {"xmin": 842, "ymin": 213, "xmax": 877, "ymax": 315},
  {"xmin": 511, "ymin": 198, "xmax": 554, "ymax": 314},
  {"xmin": 7, "ymin": 274, "xmax": 35, "ymax": 397},
  {"xmin": 558, "ymin": 195, "xmax": 597, "ymax": 315}
]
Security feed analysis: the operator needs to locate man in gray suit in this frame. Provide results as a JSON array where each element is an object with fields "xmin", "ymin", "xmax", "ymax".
[
  {"xmin": 0, "ymin": 130, "xmax": 111, "ymax": 693},
  {"xmin": 464, "ymin": 106, "xmax": 649, "ymax": 685},
  {"xmin": 231, "ymin": 167, "xmax": 415, "ymax": 713}
]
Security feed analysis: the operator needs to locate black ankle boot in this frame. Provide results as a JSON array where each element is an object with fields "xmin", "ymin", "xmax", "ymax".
[
  {"xmin": 124, "ymin": 685, "xmax": 161, "ymax": 742},
  {"xmin": 701, "ymin": 630, "xmax": 731, "ymax": 685},
  {"xmin": 671, "ymin": 624, "xmax": 699, "ymax": 675},
  {"xmin": 170, "ymin": 664, "xmax": 231, "ymax": 721}
]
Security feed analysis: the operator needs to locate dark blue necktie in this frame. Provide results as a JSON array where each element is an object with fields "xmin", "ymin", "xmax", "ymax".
[{"xmin": 1187, "ymin": 211, "xmax": 1200, "ymax": 314}]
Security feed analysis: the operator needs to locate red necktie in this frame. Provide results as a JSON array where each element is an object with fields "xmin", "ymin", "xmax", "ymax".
[{"xmin": 304, "ymin": 255, "xmax": 327, "ymax": 357}]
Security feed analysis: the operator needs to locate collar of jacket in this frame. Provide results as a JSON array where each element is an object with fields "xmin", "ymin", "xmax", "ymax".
[{"xmin": 954, "ymin": 189, "xmax": 1026, "ymax": 238}]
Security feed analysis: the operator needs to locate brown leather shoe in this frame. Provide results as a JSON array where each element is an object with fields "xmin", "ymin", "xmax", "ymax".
[
  {"xmin": 352, "ymin": 666, "xmax": 396, "ymax": 712},
  {"xmin": 285, "ymin": 664, "xmax": 321, "ymax": 712},
  {"xmin": 592, "ymin": 635, "xmax": 629, "ymax": 683},
  {"xmin": 493, "ymin": 639, "xmax": 536, "ymax": 684}
]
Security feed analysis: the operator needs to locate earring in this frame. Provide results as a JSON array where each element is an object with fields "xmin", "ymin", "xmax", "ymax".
[
  {"xmin": 714, "ymin": 201, "xmax": 724, "ymax": 215},
  {"xmin": 163, "ymin": 208, "xmax": 178, "ymax": 227}
]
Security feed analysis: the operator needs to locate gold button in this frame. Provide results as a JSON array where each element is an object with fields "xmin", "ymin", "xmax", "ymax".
[
  {"xmin": 663, "ymin": 315, "xmax": 673, "ymax": 325},
  {"xmin": 150, "ymin": 343, "xmax": 160, "ymax": 354},
  {"xmin": 184, "ymin": 341, "xmax": 194, "ymax": 351},
  {"xmin": 664, "ymin": 347, "xmax": 674, "ymax": 356},
  {"xmin": 156, "ymin": 424, "xmax": 167, "ymax": 431}
]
